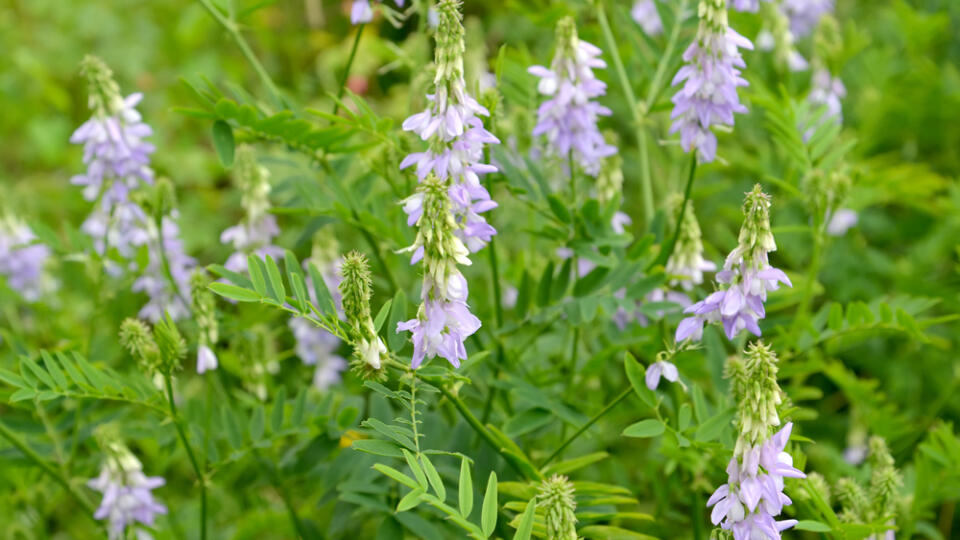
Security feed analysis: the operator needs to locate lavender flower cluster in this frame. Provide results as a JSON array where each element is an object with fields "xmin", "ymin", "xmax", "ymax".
[
  {"xmin": 0, "ymin": 216, "xmax": 51, "ymax": 302},
  {"xmin": 528, "ymin": 17, "xmax": 616, "ymax": 177},
  {"xmin": 670, "ymin": 0, "xmax": 754, "ymax": 162},
  {"xmin": 71, "ymin": 56, "xmax": 195, "ymax": 321},
  {"xmin": 708, "ymin": 423, "xmax": 806, "ymax": 538},
  {"xmin": 87, "ymin": 445, "xmax": 167, "ymax": 540},
  {"xmin": 676, "ymin": 186, "xmax": 791, "ymax": 342},
  {"xmin": 400, "ymin": 0, "xmax": 499, "ymax": 254}
]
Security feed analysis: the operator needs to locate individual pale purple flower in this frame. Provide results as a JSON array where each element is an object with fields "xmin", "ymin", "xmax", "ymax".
[
  {"xmin": 646, "ymin": 360, "xmax": 679, "ymax": 390},
  {"xmin": 670, "ymin": 0, "xmax": 754, "ymax": 162},
  {"xmin": 612, "ymin": 211, "xmax": 632, "ymax": 234},
  {"xmin": 88, "ymin": 446, "xmax": 167, "ymax": 540},
  {"xmin": 349, "ymin": 0, "xmax": 404, "ymax": 24},
  {"xmin": 676, "ymin": 186, "xmax": 791, "ymax": 342},
  {"xmin": 782, "ymin": 0, "xmax": 834, "ymax": 37},
  {"xmin": 132, "ymin": 214, "xmax": 195, "ymax": 322},
  {"xmin": 400, "ymin": 0, "xmax": 500, "ymax": 253},
  {"xmin": 529, "ymin": 17, "xmax": 616, "ymax": 177},
  {"xmin": 0, "ymin": 216, "xmax": 52, "ymax": 302},
  {"xmin": 197, "ymin": 345, "xmax": 218, "ymax": 374},
  {"xmin": 826, "ymin": 208, "xmax": 858, "ymax": 236},
  {"xmin": 808, "ymin": 68, "xmax": 846, "ymax": 126},
  {"xmin": 632, "ymin": 0, "xmax": 664, "ymax": 36},
  {"xmin": 730, "ymin": 0, "xmax": 768, "ymax": 12}
]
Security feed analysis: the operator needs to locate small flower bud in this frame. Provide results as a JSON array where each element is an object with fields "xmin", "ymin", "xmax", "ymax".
[
  {"xmin": 79, "ymin": 55, "xmax": 122, "ymax": 116},
  {"xmin": 153, "ymin": 314, "xmax": 187, "ymax": 375},
  {"xmin": 729, "ymin": 341, "xmax": 784, "ymax": 452},
  {"xmin": 339, "ymin": 252, "xmax": 388, "ymax": 375},
  {"xmin": 537, "ymin": 474, "xmax": 578, "ymax": 540},
  {"xmin": 868, "ymin": 436, "xmax": 902, "ymax": 520},
  {"xmin": 120, "ymin": 318, "xmax": 162, "ymax": 375},
  {"xmin": 836, "ymin": 477, "xmax": 870, "ymax": 523},
  {"xmin": 234, "ymin": 145, "xmax": 272, "ymax": 224}
]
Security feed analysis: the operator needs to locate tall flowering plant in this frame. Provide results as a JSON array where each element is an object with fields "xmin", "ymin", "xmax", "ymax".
[
  {"xmin": 670, "ymin": 0, "xmax": 754, "ymax": 162},
  {"xmin": 707, "ymin": 342, "xmax": 805, "ymax": 539},
  {"xmin": 400, "ymin": 0, "xmax": 500, "ymax": 254},
  {"xmin": 676, "ymin": 185, "xmax": 791, "ymax": 342},
  {"xmin": 397, "ymin": 175, "xmax": 480, "ymax": 368},
  {"xmin": 528, "ymin": 16, "xmax": 616, "ymax": 177}
]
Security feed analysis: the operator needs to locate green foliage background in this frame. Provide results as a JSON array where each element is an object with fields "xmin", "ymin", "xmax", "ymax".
[{"xmin": 1, "ymin": 0, "xmax": 959, "ymax": 539}]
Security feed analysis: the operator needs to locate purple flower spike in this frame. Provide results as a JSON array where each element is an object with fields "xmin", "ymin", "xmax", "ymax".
[
  {"xmin": 529, "ymin": 17, "xmax": 616, "ymax": 176},
  {"xmin": 669, "ymin": 0, "xmax": 754, "ymax": 162}
]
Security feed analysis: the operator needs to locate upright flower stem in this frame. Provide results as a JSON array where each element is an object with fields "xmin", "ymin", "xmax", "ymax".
[
  {"xmin": 197, "ymin": 0, "xmax": 284, "ymax": 108},
  {"xmin": 643, "ymin": 0, "xmax": 688, "ymax": 111},
  {"xmin": 541, "ymin": 385, "xmax": 632, "ymax": 467},
  {"xmin": 652, "ymin": 153, "xmax": 697, "ymax": 270},
  {"xmin": 164, "ymin": 375, "xmax": 207, "ymax": 540},
  {"xmin": 0, "ymin": 419, "xmax": 99, "ymax": 517},
  {"xmin": 595, "ymin": 0, "xmax": 654, "ymax": 223},
  {"xmin": 333, "ymin": 24, "xmax": 366, "ymax": 115}
]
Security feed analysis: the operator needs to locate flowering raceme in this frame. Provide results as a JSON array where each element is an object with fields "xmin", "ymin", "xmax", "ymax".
[
  {"xmin": 528, "ymin": 17, "xmax": 616, "ymax": 177},
  {"xmin": 398, "ymin": 175, "xmax": 480, "ymax": 368},
  {"xmin": 401, "ymin": 0, "xmax": 499, "ymax": 254},
  {"xmin": 220, "ymin": 145, "xmax": 284, "ymax": 273},
  {"xmin": 676, "ymin": 185, "xmax": 791, "ymax": 342},
  {"xmin": 670, "ymin": 0, "xmax": 754, "ymax": 162},
  {"xmin": 88, "ymin": 441, "xmax": 167, "ymax": 540},
  {"xmin": 71, "ymin": 56, "xmax": 155, "ymax": 258},
  {"xmin": 708, "ymin": 342, "xmax": 805, "ymax": 539},
  {"xmin": 0, "ymin": 215, "xmax": 52, "ymax": 301}
]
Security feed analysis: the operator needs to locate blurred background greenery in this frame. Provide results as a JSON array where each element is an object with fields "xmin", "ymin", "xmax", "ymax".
[{"xmin": 1, "ymin": 0, "xmax": 960, "ymax": 538}]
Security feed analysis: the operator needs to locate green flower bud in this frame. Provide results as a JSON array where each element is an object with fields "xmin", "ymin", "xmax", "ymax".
[
  {"xmin": 727, "ymin": 185, "xmax": 776, "ymax": 273},
  {"xmin": 339, "ymin": 252, "xmax": 387, "ymax": 375},
  {"xmin": 836, "ymin": 477, "xmax": 869, "ymax": 523},
  {"xmin": 233, "ymin": 145, "xmax": 272, "ymax": 224},
  {"xmin": 434, "ymin": 0, "xmax": 466, "ymax": 86},
  {"xmin": 728, "ymin": 341, "xmax": 784, "ymax": 453},
  {"xmin": 868, "ymin": 436, "xmax": 902, "ymax": 521},
  {"xmin": 119, "ymin": 318, "xmax": 162, "ymax": 375},
  {"xmin": 153, "ymin": 314, "xmax": 187, "ymax": 375},
  {"xmin": 80, "ymin": 55, "xmax": 122, "ymax": 116},
  {"xmin": 537, "ymin": 474, "xmax": 578, "ymax": 540},
  {"xmin": 190, "ymin": 271, "xmax": 218, "ymax": 348}
]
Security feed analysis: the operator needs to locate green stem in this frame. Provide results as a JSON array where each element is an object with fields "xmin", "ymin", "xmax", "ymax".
[
  {"xmin": 0, "ymin": 419, "xmax": 98, "ymax": 517},
  {"xmin": 406, "ymin": 369, "xmax": 530, "ymax": 478},
  {"xmin": 643, "ymin": 0, "xmax": 688, "ymax": 111},
  {"xmin": 197, "ymin": 0, "xmax": 284, "ymax": 108},
  {"xmin": 541, "ymin": 386, "xmax": 632, "ymax": 467},
  {"xmin": 596, "ymin": 0, "xmax": 654, "ymax": 222},
  {"xmin": 651, "ymin": 153, "xmax": 697, "ymax": 270},
  {"xmin": 333, "ymin": 24, "xmax": 366, "ymax": 115},
  {"xmin": 164, "ymin": 375, "xmax": 207, "ymax": 540}
]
